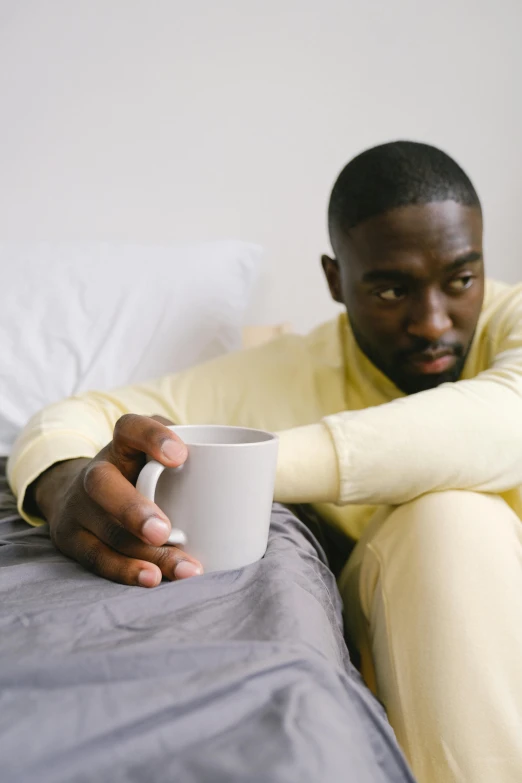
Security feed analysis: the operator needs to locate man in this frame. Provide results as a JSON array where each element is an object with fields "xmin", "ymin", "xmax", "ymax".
[{"xmin": 8, "ymin": 141, "xmax": 522, "ymax": 783}]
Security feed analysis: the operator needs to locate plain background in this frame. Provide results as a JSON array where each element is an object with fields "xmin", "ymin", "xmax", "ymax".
[{"xmin": 1, "ymin": 0, "xmax": 521, "ymax": 333}]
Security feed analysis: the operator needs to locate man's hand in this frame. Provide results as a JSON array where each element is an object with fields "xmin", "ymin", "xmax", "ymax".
[{"xmin": 32, "ymin": 414, "xmax": 203, "ymax": 587}]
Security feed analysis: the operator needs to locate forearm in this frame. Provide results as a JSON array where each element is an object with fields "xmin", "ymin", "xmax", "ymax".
[
  {"xmin": 324, "ymin": 371, "xmax": 522, "ymax": 506},
  {"xmin": 7, "ymin": 380, "xmax": 180, "ymax": 525}
]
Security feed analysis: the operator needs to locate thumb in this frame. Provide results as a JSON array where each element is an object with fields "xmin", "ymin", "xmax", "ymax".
[{"xmin": 149, "ymin": 415, "xmax": 175, "ymax": 426}]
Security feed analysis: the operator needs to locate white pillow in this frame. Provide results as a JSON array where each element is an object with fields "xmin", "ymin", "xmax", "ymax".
[{"xmin": 0, "ymin": 241, "xmax": 262, "ymax": 455}]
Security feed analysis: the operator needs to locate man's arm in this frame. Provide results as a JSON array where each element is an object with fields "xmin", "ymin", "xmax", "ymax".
[
  {"xmin": 8, "ymin": 334, "xmax": 338, "ymax": 525},
  {"xmin": 322, "ymin": 288, "xmax": 522, "ymax": 506},
  {"xmin": 7, "ymin": 336, "xmax": 340, "ymax": 586}
]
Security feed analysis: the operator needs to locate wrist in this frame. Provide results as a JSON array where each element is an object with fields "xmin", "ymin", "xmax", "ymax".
[
  {"xmin": 274, "ymin": 423, "xmax": 339, "ymax": 504},
  {"xmin": 31, "ymin": 458, "xmax": 90, "ymax": 521}
]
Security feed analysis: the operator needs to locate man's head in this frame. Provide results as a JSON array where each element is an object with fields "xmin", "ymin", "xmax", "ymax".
[{"xmin": 322, "ymin": 141, "xmax": 484, "ymax": 394}]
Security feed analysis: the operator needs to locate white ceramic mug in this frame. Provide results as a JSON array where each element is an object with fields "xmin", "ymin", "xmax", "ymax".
[{"xmin": 136, "ymin": 425, "xmax": 279, "ymax": 573}]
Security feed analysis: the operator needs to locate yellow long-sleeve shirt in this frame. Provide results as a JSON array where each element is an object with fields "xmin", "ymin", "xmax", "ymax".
[{"xmin": 8, "ymin": 279, "xmax": 522, "ymax": 541}]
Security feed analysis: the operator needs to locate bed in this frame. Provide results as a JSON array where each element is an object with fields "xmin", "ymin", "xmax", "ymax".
[
  {"xmin": 0, "ymin": 242, "xmax": 414, "ymax": 782},
  {"xmin": 0, "ymin": 460, "xmax": 414, "ymax": 782}
]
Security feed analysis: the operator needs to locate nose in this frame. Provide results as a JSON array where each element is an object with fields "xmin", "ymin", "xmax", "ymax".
[{"xmin": 406, "ymin": 290, "xmax": 452, "ymax": 342}]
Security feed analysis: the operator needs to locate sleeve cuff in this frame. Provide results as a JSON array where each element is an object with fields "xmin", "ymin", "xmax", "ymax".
[
  {"xmin": 322, "ymin": 411, "xmax": 357, "ymax": 505},
  {"xmin": 274, "ymin": 422, "xmax": 340, "ymax": 504},
  {"xmin": 7, "ymin": 433, "xmax": 99, "ymax": 526}
]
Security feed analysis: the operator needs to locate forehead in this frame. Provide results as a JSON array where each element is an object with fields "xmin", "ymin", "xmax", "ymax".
[{"xmin": 338, "ymin": 201, "xmax": 483, "ymax": 274}]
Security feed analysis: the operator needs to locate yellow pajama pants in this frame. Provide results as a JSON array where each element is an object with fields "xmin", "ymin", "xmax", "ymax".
[{"xmin": 340, "ymin": 491, "xmax": 522, "ymax": 783}]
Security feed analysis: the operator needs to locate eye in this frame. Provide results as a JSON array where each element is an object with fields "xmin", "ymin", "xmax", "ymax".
[
  {"xmin": 448, "ymin": 274, "xmax": 475, "ymax": 292},
  {"xmin": 376, "ymin": 286, "xmax": 406, "ymax": 302}
]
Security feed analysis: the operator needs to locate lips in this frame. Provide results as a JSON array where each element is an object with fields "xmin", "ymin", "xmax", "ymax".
[{"xmin": 406, "ymin": 351, "xmax": 457, "ymax": 375}]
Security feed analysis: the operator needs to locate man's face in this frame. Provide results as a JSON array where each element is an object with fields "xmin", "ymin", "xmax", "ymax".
[{"xmin": 322, "ymin": 201, "xmax": 485, "ymax": 395}]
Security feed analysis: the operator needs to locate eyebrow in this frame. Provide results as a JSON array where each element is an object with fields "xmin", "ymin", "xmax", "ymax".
[{"xmin": 361, "ymin": 251, "xmax": 483, "ymax": 284}]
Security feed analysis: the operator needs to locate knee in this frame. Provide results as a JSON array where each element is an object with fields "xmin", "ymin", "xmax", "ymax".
[
  {"xmin": 399, "ymin": 489, "xmax": 497, "ymax": 523},
  {"xmin": 377, "ymin": 490, "xmax": 518, "ymax": 558}
]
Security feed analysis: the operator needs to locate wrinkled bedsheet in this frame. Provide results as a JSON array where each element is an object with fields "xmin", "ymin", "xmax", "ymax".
[{"xmin": 0, "ymin": 459, "xmax": 414, "ymax": 782}]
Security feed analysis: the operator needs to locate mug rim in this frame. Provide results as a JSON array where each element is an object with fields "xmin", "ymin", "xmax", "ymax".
[{"xmin": 167, "ymin": 424, "xmax": 278, "ymax": 447}]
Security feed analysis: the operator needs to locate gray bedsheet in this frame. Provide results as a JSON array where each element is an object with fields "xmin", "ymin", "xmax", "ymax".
[{"xmin": 0, "ymin": 459, "xmax": 415, "ymax": 783}]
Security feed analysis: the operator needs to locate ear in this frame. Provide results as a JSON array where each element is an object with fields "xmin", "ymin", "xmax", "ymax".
[{"xmin": 321, "ymin": 255, "xmax": 343, "ymax": 304}]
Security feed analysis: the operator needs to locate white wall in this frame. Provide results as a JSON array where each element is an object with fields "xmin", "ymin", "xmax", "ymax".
[{"xmin": 1, "ymin": 0, "xmax": 521, "ymax": 333}]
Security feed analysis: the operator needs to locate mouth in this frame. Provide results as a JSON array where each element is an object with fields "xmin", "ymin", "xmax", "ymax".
[{"xmin": 406, "ymin": 350, "xmax": 457, "ymax": 375}]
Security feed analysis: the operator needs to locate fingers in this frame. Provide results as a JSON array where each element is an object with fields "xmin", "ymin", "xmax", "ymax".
[
  {"xmin": 83, "ymin": 414, "xmax": 188, "ymax": 545},
  {"xmin": 56, "ymin": 525, "xmax": 163, "ymax": 588},
  {"xmin": 110, "ymin": 414, "xmax": 187, "ymax": 477},
  {"xmin": 79, "ymin": 514, "xmax": 203, "ymax": 582},
  {"xmin": 54, "ymin": 515, "xmax": 203, "ymax": 586},
  {"xmin": 83, "ymin": 459, "xmax": 172, "ymax": 546},
  {"xmin": 47, "ymin": 413, "xmax": 205, "ymax": 588}
]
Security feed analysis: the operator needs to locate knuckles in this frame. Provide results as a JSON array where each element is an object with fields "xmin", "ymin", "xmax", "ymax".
[
  {"xmin": 113, "ymin": 413, "xmax": 139, "ymax": 440},
  {"xmin": 83, "ymin": 461, "xmax": 110, "ymax": 498},
  {"xmin": 81, "ymin": 541, "xmax": 104, "ymax": 573}
]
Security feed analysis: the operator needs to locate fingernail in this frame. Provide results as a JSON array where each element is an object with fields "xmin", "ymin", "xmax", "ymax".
[
  {"xmin": 138, "ymin": 569, "xmax": 159, "ymax": 588},
  {"xmin": 162, "ymin": 439, "xmax": 187, "ymax": 464},
  {"xmin": 142, "ymin": 516, "xmax": 171, "ymax": 545},
  {"xmin": 174, "ymin": 560, "xmax": 203, "ymax": 580}
]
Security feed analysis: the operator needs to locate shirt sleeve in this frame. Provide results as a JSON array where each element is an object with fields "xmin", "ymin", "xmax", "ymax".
[
  {"xmin": 322, "ymin": 285, "xmax": 522, "ymax": 506},
  {"xmin": 7, "ymin": 336, "xmax": 340, "ymax": 524}
]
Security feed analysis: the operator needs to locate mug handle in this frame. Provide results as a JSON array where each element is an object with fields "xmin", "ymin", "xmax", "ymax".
[{"xmin": 136, "ymin": 460, "xmax": 187, "ymax": 546}]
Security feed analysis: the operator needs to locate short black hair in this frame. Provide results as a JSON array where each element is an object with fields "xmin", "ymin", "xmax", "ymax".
[{"xmin": 328, "ymin": 140, "xmax": 481, "ymax": 238}]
